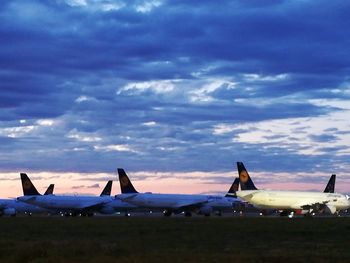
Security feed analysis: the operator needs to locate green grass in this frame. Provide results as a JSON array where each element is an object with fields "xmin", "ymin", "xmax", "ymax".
[{"xmin": 0, "ymin": 217, "xmax": 350, "ymax": 262}]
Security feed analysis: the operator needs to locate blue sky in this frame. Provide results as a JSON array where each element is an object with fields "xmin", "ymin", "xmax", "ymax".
[{"xmin": 1, "ymin": 0, "xmax": 350, "ymax": 194}]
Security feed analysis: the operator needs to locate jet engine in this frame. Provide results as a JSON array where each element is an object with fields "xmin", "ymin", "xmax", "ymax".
[
  {"xmin": 99, "ymin": 206, "xmax": 115, "ymax": 215},
  {"xmin": 324, "ymin": 205, "xmax": 336, "ymax": 214},
  {"xmin": 198, "ymin": 206, "xmax": 213, "ymax": 216},
  {"xmin": 0, "ymin": 208, "xmax": 16, "ymax": 216}
]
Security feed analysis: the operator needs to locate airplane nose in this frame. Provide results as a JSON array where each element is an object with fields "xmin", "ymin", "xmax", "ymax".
[{"xmin": 346, "ymin": 198, "xmax": 350, "ymax": 209}]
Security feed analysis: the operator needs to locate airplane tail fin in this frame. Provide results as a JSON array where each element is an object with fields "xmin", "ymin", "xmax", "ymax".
[
  {"xmin": 20, "ymin": 173, "xmax": 41, "ymax": 196},
  {"xmin": 117, "ymin": 169, "xmax": 138, "ymax": 194},
  {"xmin": 323, "ymin": 174, "xmax": 336, "ymax": 193},
  {"xmin": 100, "ymin": 180, "xmax": 113, "ymax": 196},
  {"xmin": 44, "ymin": 184, "xmax": 54, "ymax": 195},
  {"xmin": 225, "ymin": 178, "xmax": 239, "ymax": 197},
  {"xmin": 237, "ymin": 162, "xmax": 258, "ymax": 190}
]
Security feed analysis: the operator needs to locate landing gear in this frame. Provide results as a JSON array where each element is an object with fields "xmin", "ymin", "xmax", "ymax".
[
  {"xmin": 184, "ymin": 211, "xmax": 192, "ymax": 217},
  {"xmin": 214, "ymin": 211, "xmax": 222, "ymax": 217},
  {"xmin": 279, "ymin": 211, "xmax": 290, "ymax": 217},
  {"xmin": 163, "ymin": 210, "xmax": 172, "ymax": 217},
  {"xmin": 304, "ymin": 212, "xmax": 315, "ymax": 218}
]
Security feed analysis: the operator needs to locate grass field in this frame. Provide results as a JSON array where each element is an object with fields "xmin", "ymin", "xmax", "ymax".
[{"xmin": 0, "ymin": 217, "xmax": 349, "ymax": 262}]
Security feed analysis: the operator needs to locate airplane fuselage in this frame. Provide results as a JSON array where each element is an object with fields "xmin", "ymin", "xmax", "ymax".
[
  {"xmin": 0, "ymin": 199, "xmax": 50, "ymax": 215},
  {"xmin": 17, "ymin": 195, "xmax": 139, "ymax": 215},
  {"xmin": 206, "ymin": 195, "xmax": 239, "ymax": 211},
  {"xmin": 18, "ymin": 195, "xmax": 112, "ymax": 212},
  {"xmin": 99, "ymin": 198, "xmax": 139, "ymax": 214},
  {"xmin": 236, "ymin": 190, "xmax": 350, "ymax": 213},
  {"xmin": 117, "ymin": 193, "xmax": 207, "ymax": 208},
  {"xmin": 117, "ymin": 193, "xmax": 239, "ymax": 214}
]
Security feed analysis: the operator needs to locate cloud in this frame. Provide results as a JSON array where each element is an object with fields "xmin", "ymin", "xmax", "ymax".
[
  {"xmin": 87, "ymin": 183, "xmax": 100, "ymax": 188},
  {"xmin": 0, "ymin": 0, "xmax": 349, "ymax": 192},
  {"xmin": 71, "ymin": 185, "xmax": 86, "ymax": 189},
  {"xmin": 67, "ymin": 183, "xmax": 103, "ymax": 191}
]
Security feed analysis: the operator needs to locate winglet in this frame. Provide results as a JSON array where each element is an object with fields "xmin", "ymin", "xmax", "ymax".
[
  {"xmin": 117, "ymin": 169, "xmax": 138, "ymax": 194},
  {"xmin": 237, "ymin": 162, "xmax": 258, "ymax": 190},
  {"xmin": 225, "ymin": 178, "xmax": 239, "ymax": 197},
  {"xmin": 20, "ymin": 173, "xmax": 41, "ymax": 196},
  {"xmin": 323, "ymin": 174, "xmax": 336, "ymax": 193},
  {"xmin": 100, "ymin": 180, "xmax": 113, "ymax": 196},
  {"xmin": 44, "ymin": 184, "xmax": 54, "ymax": 195}
]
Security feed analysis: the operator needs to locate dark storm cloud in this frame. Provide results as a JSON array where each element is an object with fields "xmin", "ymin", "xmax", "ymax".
[
  {"xmin": 2, "ymin": 0, "xmax": 350, "ymax": 80},
  {"xmin": 0, "ymin": 0, "xmax": 349, "ymax": 178}
]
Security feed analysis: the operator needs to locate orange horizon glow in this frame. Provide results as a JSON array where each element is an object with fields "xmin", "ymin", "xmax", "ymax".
[{"xmin": 1, "ymin": 171, "xmax": 350, "ymax": 199}]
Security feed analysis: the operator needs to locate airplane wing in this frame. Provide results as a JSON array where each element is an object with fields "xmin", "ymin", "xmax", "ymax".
[
  {"xmin": 115, "ymin": 194, "xmax": 138, "ymax": 201},
  {"xmin": 44, "ymin": 200, "xmax": 114, "ymax": 214},
  {"xmin": 17, "ymin": 196, "xmax": 36, "ymax": 203},
  {"xmin": 18, "ymin": 196, "xmax": 111, "ymax": 213},
  {"xmin": 76, "ymin": 200, "xmax": 112, "ymax": 211},
  {"xmin": 174, "ymin": 200, "xmax": 209, "ymax": 210},
  {"xmin": 292, "ymin": 200, "xmax": 331, "ymax": 213}
]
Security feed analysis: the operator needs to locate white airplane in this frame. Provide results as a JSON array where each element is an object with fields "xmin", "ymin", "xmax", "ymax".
[
  {"xmin": 115, "ymin": 168, "xmax": 241, "ymax": 216},
  {"xmin": 0, "ymin": 182, "xmax": 54, "ymax": 216},
  {"xmin": 235, "ymin": 162, "xmax": 350, "ymax": 217},
  {"xmin": 17, "ymin": 173, "xmax": 138, "ymax": 216},
  {"xmin": 18, "ymin": 173, "xmax": 115, "ymax": 216}
]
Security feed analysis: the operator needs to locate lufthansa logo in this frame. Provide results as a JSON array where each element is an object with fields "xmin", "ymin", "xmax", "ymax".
[
  {"xmin": 240, "ymin": 171, "xmax": 249, "ymax": 183},
  {"xmin": 120, "ymin": 177, "xmax": 130, "ymax": 187}
]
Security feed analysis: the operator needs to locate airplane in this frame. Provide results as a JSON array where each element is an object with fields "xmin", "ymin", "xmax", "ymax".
[
  {"xmin": 259, "ymin": 173, "xmax": 338, "ymax": 216},
  {"xmin": 0, "ymin": 181, "xmax": 54, "ymax": 216},
  {"xmin": 17, "ymin": 173, "xmax": 114, "ymax": 216},
  {"xmin": 235, "ymin": 162, "xmax": 350, "ymax": 217},
  {"xmin": 17, "ymin": 173, "xmax": 137, "ymax": 216},
  {"xmin": 115, "ymin": 168, "xmax": 241, "ymax": 216}
]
